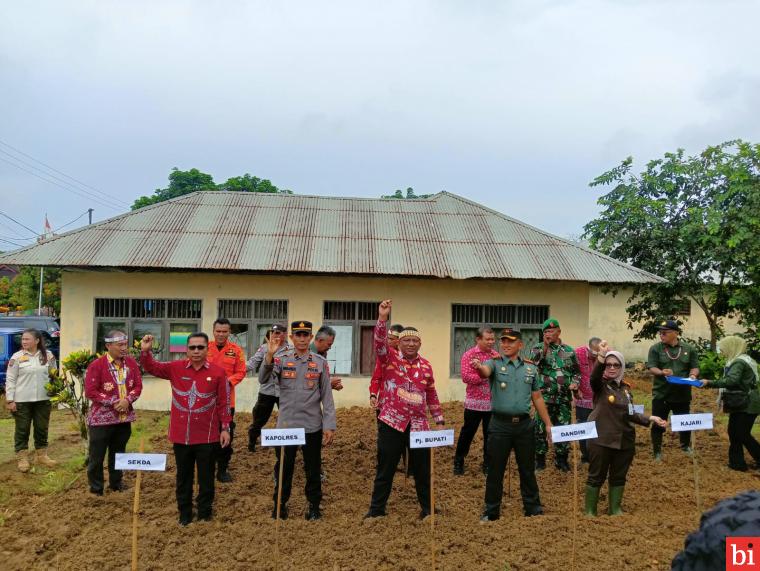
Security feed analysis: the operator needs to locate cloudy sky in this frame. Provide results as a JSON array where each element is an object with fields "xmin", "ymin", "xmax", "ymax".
[{"xmin": 1, "ymin": 0, "xmax": 758, "ymax": 248}]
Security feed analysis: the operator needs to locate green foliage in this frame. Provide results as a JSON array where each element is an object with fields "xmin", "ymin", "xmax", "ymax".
[
  {"xmin": 381, "ymin": 187, "xmax": 433, "ymax": 199},
  {"xmin": 131, "ymin": 167, "xmax": 292, "ymax": 210},
  {"xmin": 46, "ymin": 350, "xmax": 99, "ymax": 442},
  {"xmin": 0, "ymin": 266, "xmax": 61, "ymax": 315},
  {"xmin": 583, "ymin": 140, "xmax": 760, "ymax": 350},
  {"xmin": 699, "ymin": 351, "xmax": 726, "ymax": 382}
]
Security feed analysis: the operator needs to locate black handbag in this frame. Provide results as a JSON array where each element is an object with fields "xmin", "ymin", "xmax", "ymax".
[{"xmin": 723, "ymin": 390, "xmax": 749, "ymax": 413}]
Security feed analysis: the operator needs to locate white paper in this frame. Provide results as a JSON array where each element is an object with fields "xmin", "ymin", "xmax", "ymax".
[
  {"xmin": 409, "ymin": 429, "xmax": 455, "ymax": 449},
  {"xmin": 114, "ymin": 453, "xmax": 167, "ymax": 471},
  {"xmin": 551, "ymin": 421, "xmax": 598, "ymax": 443},
  {"xmin": 671, "ymin": 413, "xmax": 713, "ymax": 432},
  {"xmin": 633, "ymin": 404, "xmax": 645, "ymax": 414},
  {"xmin": 261, "ymin": 428, "xmax": 306, "ymax": 446}
]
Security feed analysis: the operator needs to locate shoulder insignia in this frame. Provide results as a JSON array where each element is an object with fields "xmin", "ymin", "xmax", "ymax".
[
  {"xmin": 524, "ymin": 359, "xmax": 534, "ymax": 364},
  {"xmin": 8, "ymin": 359, "xmax": 15, "ymax": 367}
]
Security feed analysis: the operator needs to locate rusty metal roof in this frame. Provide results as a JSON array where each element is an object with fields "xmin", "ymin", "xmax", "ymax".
[{"xmin": 0, "ymin": 191, "xmax": 663, "ymax": 283}]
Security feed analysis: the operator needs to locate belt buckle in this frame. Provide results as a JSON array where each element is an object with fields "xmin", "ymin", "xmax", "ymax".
[{"xmin": 511, "ymin": 416, "xmax": 520, "ymax": 424}]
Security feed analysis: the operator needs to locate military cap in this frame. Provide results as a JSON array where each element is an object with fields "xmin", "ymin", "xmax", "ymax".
[
  {"xmin": 542, "ymin": 318, "xmax": 560, "ymax": 331},
  {"xmin": 499, "ymin": 327, "xmax": 522, "ymax": 340},
  {"xmin": 291, "ymin": 321, "xmax": 313, "ymax": 333},
  {"xmin": 271, "ymin": 323, "xmax": 287, "ymax": 333},
  {"xmin": 657, "ymin": 319, "xmax": 680, "ymax": 332}
]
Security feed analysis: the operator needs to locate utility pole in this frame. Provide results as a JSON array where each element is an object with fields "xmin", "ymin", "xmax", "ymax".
[
  {"xmin": 38, "ymin": 267, "xmax": 43, "ymax": 315},
  {"xmin": 88, "ymin": 208, "xmax": 94, "ymax": 225}
]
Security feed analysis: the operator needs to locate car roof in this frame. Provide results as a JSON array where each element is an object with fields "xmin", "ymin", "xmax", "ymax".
[{"xmin": 0, "ymin": 327, "xmax": 25, "ymax": 334}]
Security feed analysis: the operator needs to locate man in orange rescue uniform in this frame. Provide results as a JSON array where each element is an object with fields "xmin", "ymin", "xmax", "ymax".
[{"xmin": 207, "ymin": 317, "xmax": 246, "ymax": 483}]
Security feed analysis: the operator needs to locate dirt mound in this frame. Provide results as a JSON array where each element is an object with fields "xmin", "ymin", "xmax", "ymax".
[{"xmin": 1, "ymin": 389, "xmax": 758, "ymax": 570}]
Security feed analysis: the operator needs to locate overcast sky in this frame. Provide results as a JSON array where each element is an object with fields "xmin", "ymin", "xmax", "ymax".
[{"xmin": 1, "ymin": 0, "xmax": 758, "ymax": 249}]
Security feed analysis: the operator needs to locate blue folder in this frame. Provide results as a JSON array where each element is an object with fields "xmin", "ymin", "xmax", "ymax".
[{"xmin": 665, "ymin": 375, "xmax": 702, "ymax": 387}]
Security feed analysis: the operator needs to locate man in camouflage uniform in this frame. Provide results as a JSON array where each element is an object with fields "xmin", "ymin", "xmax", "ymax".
[{"xmin": 529, "ymin": 318, "xmax": 580, "ymax": 472}]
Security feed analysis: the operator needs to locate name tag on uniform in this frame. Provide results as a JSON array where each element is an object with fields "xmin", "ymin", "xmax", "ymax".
[
  {"xmin": 632, "ymin": 404, "xmax": 644, "ymax": 414},
  {"xmin": 551, "ymin": 422, "xmax": 598, "ymax": 443},
  {"xmin": 261, "ymin": 428, "xmax": 306, "ymax": 446},
  {"xmin": 671, "ymin": 413, "xmax": 713, "ymax": 432},
  {"xmin": 409, "ymin": 429, "xmax": 455, "ymax": 449},
  {"xmin": 115, "ymin": 453, "xmax": 167, "ymax": 471}
]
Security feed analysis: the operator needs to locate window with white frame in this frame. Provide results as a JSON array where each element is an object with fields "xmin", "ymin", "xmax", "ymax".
[{"xmin": 322, "ymin": 301, "xmax": 383, "ymax": 376}]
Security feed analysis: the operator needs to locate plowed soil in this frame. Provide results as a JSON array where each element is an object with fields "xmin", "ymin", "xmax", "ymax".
[{"xmin": 1, "ymin": 379, "xmax": 759, "ymax": 570}]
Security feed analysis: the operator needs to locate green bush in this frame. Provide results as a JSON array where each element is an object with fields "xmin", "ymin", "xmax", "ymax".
[{"xmin": 699, "ymin": 351, "xmax": 726, "ymax": 381}]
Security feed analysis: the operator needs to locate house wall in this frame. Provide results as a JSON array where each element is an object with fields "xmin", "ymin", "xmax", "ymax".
[{"xmin": 61, "ymin": 270, "xmax": 592, "ymax": 410}]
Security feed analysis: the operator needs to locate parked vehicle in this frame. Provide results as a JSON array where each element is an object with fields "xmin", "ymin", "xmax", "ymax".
[
  {"xmin": 0, "ymin": 315, "xmax": 60, "ymax": 337},
  {"xmin": 0, "ymin": 327, "xmax": 59, "ymax": 392}
]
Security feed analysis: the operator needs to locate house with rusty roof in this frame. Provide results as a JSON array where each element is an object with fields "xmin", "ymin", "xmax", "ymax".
[{"xmin": 0, "ymin": 190, "xmax": 690, "ymax": 409}]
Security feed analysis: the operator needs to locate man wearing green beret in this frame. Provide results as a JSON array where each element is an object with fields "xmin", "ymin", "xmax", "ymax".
[
  {"xmin": 529, "ymin": 318, "xmax": 581, "ymax": 472},
  {"xmin": 646, "ymin": 320, "xmax": 699, "ymax": 461}
]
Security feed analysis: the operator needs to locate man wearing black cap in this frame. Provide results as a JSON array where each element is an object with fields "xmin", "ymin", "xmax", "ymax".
[
  {"xmin": 470, "ymin": 328, "xmax": 553, "ymax": 520},
  {"xmin": 260, "ymin": 321, "xmax": 337, "ymax": 521},
  {"xmin": 246, "ymin": 324, "xmax": 289, "ymax": 452},
  {"xmin": 646, "ymin": 320, "xmax": 699, "ymax": 460}
]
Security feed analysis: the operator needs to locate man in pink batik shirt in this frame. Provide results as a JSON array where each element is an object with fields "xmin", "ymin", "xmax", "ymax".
[{"xmin": 454, "ymin": 327, "xmax": 499, "ymax": 476}]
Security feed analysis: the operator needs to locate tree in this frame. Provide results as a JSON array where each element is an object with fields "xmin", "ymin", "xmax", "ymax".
[
  {"xmin": 381, "ymin": 187, "xmax": 433, "ymax": 199},
  {"xmin": 583, "ymin": 140, "xmax": 760, "ymax": 350},
  {"xmin": 131, "ymin": 168, "xmax": 292, "ymax": 210},
  {"xmin": 1, "ymin": 267, "xmax": 62, "ymax": 315}
]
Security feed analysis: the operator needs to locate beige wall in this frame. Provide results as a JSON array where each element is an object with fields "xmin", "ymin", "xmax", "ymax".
[
  {"xmin": 588, "ymin": 286, "xmax": 746, "ymax": 362},
  {"xmin": 61, "ymin": 270, "xmax": 593, "ymax": 410}
]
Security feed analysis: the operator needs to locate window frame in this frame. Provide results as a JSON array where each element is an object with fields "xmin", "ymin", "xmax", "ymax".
[
  {"xmin": 216, "ymin": 299, "xmax": 289, "ymax": 364},
  {"xmin": 322, "ymin": 300, "xmax": 382, "ymax": 377},
  {"xmin": 449, "ymin": 303, "xmax": 550, "ymax": 376},
  {"xmin": 93, "ymin": 297, "xmax": 202, "ymax": 360}
]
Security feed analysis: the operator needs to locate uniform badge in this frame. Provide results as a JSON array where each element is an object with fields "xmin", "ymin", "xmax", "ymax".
[
  {"xmin": 104, "ymin": 382, "xmax": 114, "ymax": 391},
  {"xmin": 306, "ymin": 380, "xmax": 315, "ymax": 389},
  {"xmin": 207, "ymin": 377, "xmax": 211, "ymax": 381},
  {"xmin": 19, "ymin": 355, "xmax": 29, "ymax": 363},
  {"xmin": 608, "ymin": 395, "xmax": 615, "ymax": 403}
]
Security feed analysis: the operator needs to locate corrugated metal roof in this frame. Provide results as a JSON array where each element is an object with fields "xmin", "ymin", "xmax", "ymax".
[{"xmin": 0, "ymin": 191, "xmax": 663, "ymax": 283}]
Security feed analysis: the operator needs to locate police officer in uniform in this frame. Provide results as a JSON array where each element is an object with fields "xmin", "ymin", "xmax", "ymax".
[
  {"xmin": 471, "ymin": 328, "xmax": 554, "ymax": 521},
  {"xmin": 259, "ymin": 321, "xmax": 337, "ymax": 521}
]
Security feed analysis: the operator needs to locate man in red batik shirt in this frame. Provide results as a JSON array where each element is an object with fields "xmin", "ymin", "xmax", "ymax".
[
  {"xmin": 365, "ymin": 300, "xmax": 444, "ymax": 520},
  {"xmin": 141, "ymin": 332, "xmax": 231, "ymax": 526}
]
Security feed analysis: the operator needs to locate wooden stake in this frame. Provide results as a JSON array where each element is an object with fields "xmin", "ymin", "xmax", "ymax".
[
  {"xmin": 430, "ymin": 447, "xmax": 435, "ymax": 571},
  {"xmin": 131, "ymin": 438, "xmax": 144, "ymax": 571},
  {"xmin": 274, "ymin": 446, "xmax": 286, "ymax": 571},
  {"xmin": 691, "ymin": 431, "xmax": 701, "ymax": 519},
  {"xmin": 570, "ymin": 407, "xmax": 578, "ymax": 571}
]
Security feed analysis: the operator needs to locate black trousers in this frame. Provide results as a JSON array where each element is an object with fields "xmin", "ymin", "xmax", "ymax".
[
  {"xmin": 651, "ymin": 399, "xmax": 691, "ymax": 449},
  {"xmin": 87, "ymin": 422, "xmax": 132, "ymax": 493},
  {"xmin": 216, "ymin": 407, "xmax": 235, "ymax": 471},
  {"xmin": 369, "ymin": 422, "xmax": 431, "ymax": 515},
  {"xmin": 484, "ymin": 417, "xmax": 542, "ymax": 517},
  {"xmin": 249, "ymin": 394, "xmax": 279, "ymax": 446},
  {"xmin": 273, "ymin": 430, "xmax": 323, "ymax": 507},
  {"xmin": 455, "ymin": 409, "xmax": 491, "ymax": 465},
  {"xmin": 575, "ymin": 406, "xmax": 592, "ymax": 461},
  {"xmin": 173, "ymin": 443, "xmax": 217, "ymax": 520},
  {"xmin": 587, "ymin": 442, "xmax": 635, "ymax": 487},
  {"xmin": 727, "ymin": 412, "xmax": 760, "ymax": 469}
]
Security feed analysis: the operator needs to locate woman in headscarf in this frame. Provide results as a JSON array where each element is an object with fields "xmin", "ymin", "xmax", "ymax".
[
  {"xmin": 700, "ymin": 335, "xmax": 760, "ymax": 471},
  {"xmin": 584, "ymin": 341, "xmax": 667, "ymax": 516}
]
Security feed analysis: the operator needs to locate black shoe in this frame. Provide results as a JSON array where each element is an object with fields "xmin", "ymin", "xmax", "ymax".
[
  {"xmin": 248, "ymin": 441, "xmax": 256, "ymax": 452},
  {"xmin": 524, "ymin": 507, "xmax": 544, "ymax": 517},
  {"xmin": 479, "ymin": 512, "xmax": 499, "ymax": 522},
  {"xmin": 179, "ymin": 514, "xmax": 192, "ymax": 526},
  {"xmin": 729, "ymin": 464, "xmax": 749, "ymax": 472},
  {"xmin": 109, "ymin": 481, "xmax": 127, "ymax": 492},
  {"xmin": 197, "ymin": 513, "xmax": 212, "ymax": 522},
  {"xmin": 306, "ymin": 505, "xmax": 322, "ymax": 521},
  {"xmin": 453, "ymin": 458, "xmax": 465, "ymax": 476},
  {"xmin": 217, "ymin": 470, "xmax": 233, "ymax": 483},
  {"xmin": 555, "ymin": 456, "xmax": 570, "ymax": 473},
  {"xmin": 535, "ymin": 454, "xmax": 546, "ymax": 472},
  {"xmin": 419, "ymin": 508, "xmax": 440, "ymax": 520},
  {"xmin": 363, "ymin": 510, "xmax": 386, "ymax": 519},
  {"xmin": 89, "ymin": 488, "xmax": 104, "ymax": 496},
  {"xmin": 271, "ymin": 505, "xmax": 289, "ymax": 520}
]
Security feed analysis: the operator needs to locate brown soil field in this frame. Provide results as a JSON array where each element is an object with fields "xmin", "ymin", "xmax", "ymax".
[{"xmin": 1, "ymin": 380, "xmax": 759, "ymax": 570}]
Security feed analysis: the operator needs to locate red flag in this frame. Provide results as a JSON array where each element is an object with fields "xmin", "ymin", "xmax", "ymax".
[{"xmin": 43, "ymin": 215, "xmax": 53, "ymax": 238}]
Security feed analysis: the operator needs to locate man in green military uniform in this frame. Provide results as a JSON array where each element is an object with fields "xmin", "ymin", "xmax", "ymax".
[
  {"xmin": 470, "ymin": 328, "xmax": 553, "ymax": 520},
  {"xmin": 646, "ymin": 320, "xmax": 699, "ymax": 461},
  {"xmin": 529, "ymin": 318, "xmax": 580, "ymax": 472}
]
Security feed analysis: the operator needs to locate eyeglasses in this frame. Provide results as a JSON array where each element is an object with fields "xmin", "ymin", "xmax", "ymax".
[
  {"xmin": 187, "ymin": 345, "xmax": 207, "ymax": 351},
  {"xmin": 604, "ymin": 363, "xmax": 622, "ymax": 369}
]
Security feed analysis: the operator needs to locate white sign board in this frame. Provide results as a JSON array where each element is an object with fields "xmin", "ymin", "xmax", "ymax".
[
  {"xmin": 410, "ymin": 429, "xmax": 455, "ymax": 449},
  {"xmin": 114, "ymin": 453, "xmax": 167, "ymax": 471},
  {"xmin": 671, "ymin": 413, "xmax": 713, "ymax": 432},
  {"xmin": 261, "ymin": 428, "xmax": 306, "ymax": 446},
  {"xmin": 551, "ymin": 422, "xmax": 598, "ymax": 443},
  {"xmin": 633, "ymin": 404, "xmax": 645, "ymax": 415}
]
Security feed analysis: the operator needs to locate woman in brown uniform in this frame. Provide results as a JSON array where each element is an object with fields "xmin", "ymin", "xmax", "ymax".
[{"xmin": 585, "ymin": 343, "xmax": 667, "ymax": 516}]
